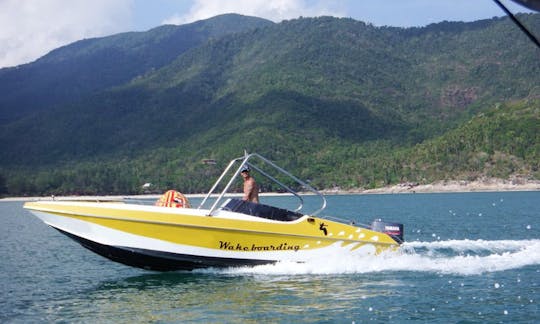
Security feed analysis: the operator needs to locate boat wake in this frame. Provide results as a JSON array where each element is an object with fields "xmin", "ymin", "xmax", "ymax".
[{"xmin": 196, "ymin": 239, "xmax": 540, "ymax": 276}]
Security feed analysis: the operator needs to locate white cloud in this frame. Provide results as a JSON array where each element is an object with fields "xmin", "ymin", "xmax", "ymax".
[
  {"xmin": 0, "ymin": 0, "xmax": 133, "ymax": 68},
  {"xmin": 163, "ymin": 0, "xmax": 345, "ymax": 25}
]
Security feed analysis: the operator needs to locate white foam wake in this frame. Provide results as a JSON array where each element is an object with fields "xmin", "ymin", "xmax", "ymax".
[
  {"xmin": 197, "ymin": 239, "xmax": 540, "ymax": 276},
  {"xmin": 404, "ymin": 238, "xmax": 539, "ymax": 253}
]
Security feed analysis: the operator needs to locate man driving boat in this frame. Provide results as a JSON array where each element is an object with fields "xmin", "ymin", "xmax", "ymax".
[{"xmin": 241, "ymin": 166, "xmax": 259, "ymax": 203}]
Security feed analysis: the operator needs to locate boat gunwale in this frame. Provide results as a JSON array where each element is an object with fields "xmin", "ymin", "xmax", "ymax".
[{"xmin": 24, "ymin": 200, "xmax": 306, "ymax": 224}]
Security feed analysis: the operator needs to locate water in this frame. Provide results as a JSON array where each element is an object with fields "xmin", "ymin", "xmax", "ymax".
[{"xmin": 1, "ymin": 192, "xmax": 539, "ymax": 323}]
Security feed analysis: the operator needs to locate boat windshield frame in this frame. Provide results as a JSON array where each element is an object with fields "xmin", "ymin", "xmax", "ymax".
[{"xmin": 198, "ymin": 152, "xmax": 327, "ymax": 216}]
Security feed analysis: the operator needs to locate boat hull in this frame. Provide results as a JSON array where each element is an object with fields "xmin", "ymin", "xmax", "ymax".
[
  {"xmin": 56, "ymin": 227, "xmax": 272, "ymax": 271},
  {"xmin": 24, "ymin": 201, "xmax": 400, "ymax": 271}
]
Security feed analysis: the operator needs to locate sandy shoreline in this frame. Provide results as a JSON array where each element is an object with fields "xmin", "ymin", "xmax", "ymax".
[
  {"xmin": 334, "ymin": 179, "xmax": 540, "ymax": 195},
  {"xmin": 2, "ymin": 179, "xmax": 538, "ymax": 202}
]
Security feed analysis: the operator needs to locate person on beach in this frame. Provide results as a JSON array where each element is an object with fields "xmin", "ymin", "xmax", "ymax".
[{"xmin": 241, "ymin": 166, "xmax": 259, "ymax": 203}]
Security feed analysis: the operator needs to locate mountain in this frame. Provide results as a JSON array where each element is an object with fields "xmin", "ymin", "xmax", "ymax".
[
  {"xmin": 352, "ymin": 98, "xmax": 540, "ymax": 188},
  {"xmin": 0, "ymin": 14, "xmax": 273, "ymax": 124},
  {"xmin": 1, "ymin": 14, "xmax": 539, "ymax": 196}
]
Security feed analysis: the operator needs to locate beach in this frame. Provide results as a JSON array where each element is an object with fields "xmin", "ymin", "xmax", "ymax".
[
  {"xmin": 2, "ymin": 177, "xmax": 539, "ymax": 202},
  {"xmin": 349, "ymin": 178, "xmax": 540, "ymax": 194}
]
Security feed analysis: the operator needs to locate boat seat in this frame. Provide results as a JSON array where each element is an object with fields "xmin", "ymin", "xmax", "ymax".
[{"xmin": 221, "ymin": 198, "xmax": 303, "ymax": 222}]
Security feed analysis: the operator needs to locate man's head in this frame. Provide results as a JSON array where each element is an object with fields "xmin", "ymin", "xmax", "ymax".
[{"xmin": 240, "ymin": 165, "xmax": 250, "ymax": 178}]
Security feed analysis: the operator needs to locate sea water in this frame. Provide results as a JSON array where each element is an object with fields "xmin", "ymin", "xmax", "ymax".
[{"xmin": 1, "ymin": 192, "xmax": 538, "ymax": 323}]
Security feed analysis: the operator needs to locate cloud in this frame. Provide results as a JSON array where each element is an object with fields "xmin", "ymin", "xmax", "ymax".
[
  {"xmin": 163, "ymin": 0, "xmax": 346, "ymax": 25},
  {"xmin": 0, "ymin": 0, "xmax": 133, "ymax": 68}
]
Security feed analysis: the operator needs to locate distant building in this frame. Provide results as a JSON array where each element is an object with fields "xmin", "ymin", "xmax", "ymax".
[{"xmin": 202, "ymin": 159, "xmax": 217, "ymax": 165}]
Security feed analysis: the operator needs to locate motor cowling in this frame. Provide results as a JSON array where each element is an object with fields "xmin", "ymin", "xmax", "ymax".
[{"xmin": 371, "ymin": 219, "xmax": 404, "ymax": 244}]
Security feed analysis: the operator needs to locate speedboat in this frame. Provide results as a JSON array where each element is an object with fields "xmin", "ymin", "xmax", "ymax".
[{"xmin": 24, "ymin": 152, "xmax": 404, "ymax": 271}]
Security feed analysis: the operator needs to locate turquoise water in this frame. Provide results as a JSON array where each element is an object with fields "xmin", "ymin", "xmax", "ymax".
[{"xmin": 1, "ymin": 192, "xmax": 539, "ymax": 323}]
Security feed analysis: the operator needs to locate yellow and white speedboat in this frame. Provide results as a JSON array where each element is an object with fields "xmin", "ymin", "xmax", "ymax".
[{"xmin": 24, "ymin": 153, "xmax": 404, "ymax": 271}]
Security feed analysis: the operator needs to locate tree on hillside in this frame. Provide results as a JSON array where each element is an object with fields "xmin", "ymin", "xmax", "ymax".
[{"xmin": 0, "ymin": 174, "xmax": 8, "ymax": 196}]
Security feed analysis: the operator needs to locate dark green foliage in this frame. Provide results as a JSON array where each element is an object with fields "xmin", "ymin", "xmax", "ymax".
[
  {"xmin": 0, "ymin": 173, "xmax": 7, "ymax": 196},
  {"xmin": 367, "ymin": 99, "xmax": 540, "ymax": 186},
  {"xmin": 1, "ymin": 14, "xmax": 539, "ymax": 196}
]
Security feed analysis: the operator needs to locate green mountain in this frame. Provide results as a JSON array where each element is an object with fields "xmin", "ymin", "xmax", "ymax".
[
  {"xmin": 0, "ymin": 14, "xmax": 273, "ymax": 124},
  {"xmin": 1, "ymin": 14, "xmax": 539, "ymax": 196},
  {"xmin": 353, "ymin": 98, "xmax": 540, "ymax": 188}
]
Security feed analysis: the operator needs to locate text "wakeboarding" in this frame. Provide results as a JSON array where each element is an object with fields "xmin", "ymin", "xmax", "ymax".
[{"xmin": 219, "ymin": 241, "xmax": 300, "ymax": 252}]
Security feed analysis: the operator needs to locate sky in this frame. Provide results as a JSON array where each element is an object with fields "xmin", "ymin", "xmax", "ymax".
[{"xmin": 0, "ymin": 0, "xmax": 536, "ymax": 69}]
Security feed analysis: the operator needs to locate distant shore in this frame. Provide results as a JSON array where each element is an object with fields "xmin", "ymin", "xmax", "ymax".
[
  {"xmin": 2, "ymin": 178, "xmax": 538, "ymax": 202},
  {"xmin": 322, "ymin": 178, "xmax": 540, "ymax": 195}
]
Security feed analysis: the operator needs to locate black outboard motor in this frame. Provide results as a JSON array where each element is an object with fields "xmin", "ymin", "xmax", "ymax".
[{"xmin": 371, "ymin": 219, "xmax": 404, "ymax": 244}]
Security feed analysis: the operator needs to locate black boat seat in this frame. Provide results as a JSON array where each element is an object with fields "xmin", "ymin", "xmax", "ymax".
[{"xmin": 221, "ymin": 198, "xmax": 303, "ymax": 222}]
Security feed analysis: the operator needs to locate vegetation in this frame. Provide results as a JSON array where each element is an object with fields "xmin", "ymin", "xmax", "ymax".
[
  {"xmin": 0, "ymin": 14, "xmax": 539, "ymax": 196},
  {"xmin": 0, "ymin": 14, "xmax": 272, "ymax": 124}
]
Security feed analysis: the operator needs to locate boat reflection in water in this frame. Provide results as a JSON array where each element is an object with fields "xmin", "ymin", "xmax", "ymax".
[
  {"xmin": 24, "ymin": 152, "xmax": 404, "ymax": 271},
  {"xmin": 73, "ymin": 271, "xmax": 398, "ymax": 322}
]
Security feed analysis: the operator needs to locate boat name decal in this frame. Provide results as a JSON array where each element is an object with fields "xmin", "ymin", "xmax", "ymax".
[{"xmin": 219, "ymin": 241, "xmax": 300, "ymax": 252}]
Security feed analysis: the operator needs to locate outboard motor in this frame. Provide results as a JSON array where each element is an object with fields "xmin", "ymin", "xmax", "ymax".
[{"xmin": 371, "ymin": 219, "xmax": 404, "ymax": 244}]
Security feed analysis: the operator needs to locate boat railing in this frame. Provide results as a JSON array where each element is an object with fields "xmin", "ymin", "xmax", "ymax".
[{"xmin": 198, "ymin": 152, "xmax": 327, "ymax": 216}]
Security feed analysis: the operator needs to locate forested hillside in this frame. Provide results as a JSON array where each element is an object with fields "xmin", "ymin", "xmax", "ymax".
[
  {"xmin": 1, "ymin": 14, "xmax": 539, "ymax": 196},
  {"xmin": 0, "ymin": 14, "xmax": 272, "ymax": 124}
]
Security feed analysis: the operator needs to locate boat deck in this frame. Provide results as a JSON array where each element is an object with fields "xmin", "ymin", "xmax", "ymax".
[{"xmin": 221, "ymin": 198, "xmax": 304, "ymax": 222}]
